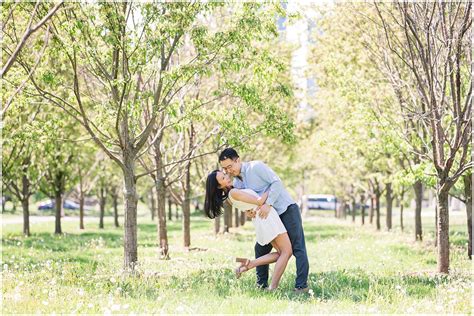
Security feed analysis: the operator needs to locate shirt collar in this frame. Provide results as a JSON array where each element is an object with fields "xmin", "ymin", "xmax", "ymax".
[{"xmin": 237, "ymin": 161, "xmax": 248, "ymax": 181}]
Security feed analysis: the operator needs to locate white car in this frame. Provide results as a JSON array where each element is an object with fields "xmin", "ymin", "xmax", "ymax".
[{"xmin": 303, "ymin": 194, "xmax": 338, "ymax": 210}]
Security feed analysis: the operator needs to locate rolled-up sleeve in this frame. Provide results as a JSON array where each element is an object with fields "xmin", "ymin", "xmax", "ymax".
[{"xmin": 254, "ymin": 161, "xmax": 282, "ymax": 206}]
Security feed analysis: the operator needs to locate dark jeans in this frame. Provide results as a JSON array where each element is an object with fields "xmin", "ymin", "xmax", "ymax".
[{"xmin": 255, "ymin": 203, "xmax": 309, "ymax": 289}]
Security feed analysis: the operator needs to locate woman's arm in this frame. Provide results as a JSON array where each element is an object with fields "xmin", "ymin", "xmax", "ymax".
[{"xmin": 229, "ymin": 189, "xmax": 268, "ymax": 206}]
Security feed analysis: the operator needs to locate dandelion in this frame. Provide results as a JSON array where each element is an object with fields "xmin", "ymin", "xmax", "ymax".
[
  {"xmin": 78, "ymin": 288, "xmax": 85, "ymax": 296},
  {"xmin": 87, "ymin": 303, "xmax": 94, "ymax": 308},
  {"xmin": 13, "ymin": 293, "xmax": 22, "ymax": 302},
  {"xmin": 110, "ymin": 277, "xmax": 116, "ymax": 283},
  {"xmin": 42, "ymin": 300, "xmax": 49, "ymax": 306}
]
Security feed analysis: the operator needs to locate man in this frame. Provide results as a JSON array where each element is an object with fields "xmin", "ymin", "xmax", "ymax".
[{"xmin": 219, "ymin": 148, "xmax": 309, "ymax": 293}]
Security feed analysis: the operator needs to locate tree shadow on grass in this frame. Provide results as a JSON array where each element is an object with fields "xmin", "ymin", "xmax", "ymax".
[
  {"xmin": 137, "ymin": 219, "xmax": 211, "ymax": 234},
  {"xmin": 2, "ymin": 231, "xmax": 123, "ymax": 252},
  {"xmin": 120, "ymin": 267, "xmax": 446, "ymax": 303},
  {"xmin": 303, "ymin": 224, "xmax": 354, "ymax": 243},
  {"xmin": 211, "ymin": 268, "xmax": 447, "ymax": 302},
  {"xmin": 298, "ymin": 269, "xmax": 446, "ymax": 302}
]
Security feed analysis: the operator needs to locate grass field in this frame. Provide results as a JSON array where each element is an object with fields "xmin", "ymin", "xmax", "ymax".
[{"xmin": 1, "ymin": 206, "xmax": 472, "ymax": 314}]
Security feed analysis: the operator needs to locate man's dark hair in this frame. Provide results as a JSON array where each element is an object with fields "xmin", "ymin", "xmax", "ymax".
[{"xmin": 219, "ymin": 148, "xmax": 239, "ymax": 161}]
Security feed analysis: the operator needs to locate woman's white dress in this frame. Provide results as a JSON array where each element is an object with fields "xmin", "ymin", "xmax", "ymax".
[{"xmin": 228, "ymin": 189, "xmax": 287, "ymax": 246}]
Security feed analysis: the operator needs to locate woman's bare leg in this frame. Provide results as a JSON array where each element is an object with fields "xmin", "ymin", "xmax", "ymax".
[
  {"xmin": 269, "ymin": 233, "xmax": 292, "ymax": 290},
  {"xmin": 237, "ymin": 233, "xmax": 292, "ymax": 287},
  {"xmin": 247, "ymin": 252, "xmax": 279, "ymax": 269}
]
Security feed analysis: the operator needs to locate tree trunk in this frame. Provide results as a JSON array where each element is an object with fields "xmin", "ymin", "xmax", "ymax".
[
  {"xmin": 360, "ymin": 194, "xmax": 365, "ymax": 225},
  {"xmin": 400, "ymin": 190, "xmax": 405, "ymax": 232},
  {"xmin": 337, "ymin": 199, "xmax": 346, "ymax": 219},
  {"xmin": 228, "ymin": 204, "xmax": 233, "ymax": 228},
  {"xmin": 99, "ymin": 187, "xmax": 106, "ymax": 229},
  {"xmin": 369, "ymin": 194, "xmax": 374, "ymax": 224},
  {"xmin": 234, "ymin": 207, "xmax": 240, "ymax": 227},
  {"xmin": 54, "ymin": 191, "xmax": 62, "ymax": 234},
  {"xmin": 182, "ymin": 161, "xmax": 191, "ymax": 249},
  {"xmin": 435, "ymin": 201, "xmax": 438, "ymax": 247},
  {"xmin": 21, "ymin": 174, "xmax": 30, "ymax": 236},
  {"xmin": 112, "ymin": 192, "xmax": 119, "ymax": 228},
  {"xmin": 351, "ymin": 197, "xmax": 356, "ymax": 223},
  {"xmin": 414, "ymin": 180, "xmax": 423, "ymax": 241},
  {"xmin": 150, "ymin": 187, "xmax": 156, "ymax": 221},
  {"xmin": 437, "ymin": 188, "xmax": 450, "ymax": 273},
  {"xmin": 152, "ymin": 133, "xmax": 170, "ymax": 259},
  {"xmin": 214, "ymin": 216, "xmax": 220, "ymax": 235},
  {"xmin": 79, "ymin": 191, "xmax": 85, "ymax": 230},
  {"xmin": 223, "ymin": 201, "xmax": 231, "ymax": 233},
  {"xmin": 240, "ymin": 210, "xmax": 246, "ymax": 226},
  {"xmin": 375, "ymin": 190, "xmax": 381, "ymax": 231},
  {"xmin": 463, "ymin": 174, "xmax": 472, "ymax": 259},
  {"xmin": 21, "ymin": 197, "xmax": 30, "ymax": 236},
  {"xmin": 168, "ymin": 197, "xmax": 172, "ymax": 221},
  {"xmin": 155, "ymin": 178, "xmax": 169, "ymax": 258},
  {"xmin": 123, "ymin": 161, "xmax": 138, "ymax": 270},
  {"xmin": 175, "ymin": 202, "xmax": 179, "ymax": 221},
  {"xmin": 386, "ymin": 182, "xmax": 393, "ymax": 231},
  {"xmin": 182, "ymin": 123, "xmax": 194, "ymax": 249}
]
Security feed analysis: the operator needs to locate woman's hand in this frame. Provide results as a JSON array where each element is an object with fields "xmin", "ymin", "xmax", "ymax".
[
  {"xmin": 245, "ymin": 209, "xmax": 257, "ymax": 219},
  {"xmin": 257, "ymin": 203, "xmax": 270, "ymax": 219},
  {"xmin": 257, "ymin": 191, "xmax": 269, "ymax": 206}
]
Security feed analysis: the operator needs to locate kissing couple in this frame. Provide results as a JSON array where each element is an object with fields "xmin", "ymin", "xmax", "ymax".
[{"xmin": 204, "ymin": 148, "xmax": 309, "ymax": 293}]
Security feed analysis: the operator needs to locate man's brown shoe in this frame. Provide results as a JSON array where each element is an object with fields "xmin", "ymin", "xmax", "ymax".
[{"xmin": 293, "ymin": 287, "xmax": 309, "ymax": 294}]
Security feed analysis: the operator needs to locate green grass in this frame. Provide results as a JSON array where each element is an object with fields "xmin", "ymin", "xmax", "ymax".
[{"xmin": 1, "ymin": 208, "xmax": 472, "ymax": 314}]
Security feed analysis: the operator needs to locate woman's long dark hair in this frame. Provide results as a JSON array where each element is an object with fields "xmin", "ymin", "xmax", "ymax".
[{"xmin": 204, "ymin": 170, "xmax": 228, "ymax": 219}]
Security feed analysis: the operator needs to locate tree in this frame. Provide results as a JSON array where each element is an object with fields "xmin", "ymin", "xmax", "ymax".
[
  {"xmin": 37, "ymin": 109, "xmax": 79, "ymax": 235},
  {"xmin": 375, "ymin": 2, "xmax": 472, "ymax": 273},
  {"xmin": 73, "ymin": 144, "xmax": 102, "ymax": 230},
  {"xmin": 2, "ymin": 102, "xmax": 42, "ymax": 236}
]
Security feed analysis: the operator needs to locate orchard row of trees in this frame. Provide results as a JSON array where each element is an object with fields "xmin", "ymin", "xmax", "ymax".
[
  {"xmin": 303, "ymin": 2, "xmax": 472, "ymax": 274},
  {"xmin": 2, "ymin": 2, "xmax": 471, "ymax": 276},
  {"xmin": 2, "ymin": 2, "xmax": 300, "ymax": 270}
]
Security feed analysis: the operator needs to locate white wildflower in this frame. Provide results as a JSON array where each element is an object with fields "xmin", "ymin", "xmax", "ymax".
[{"xmin": 111, "ymin": 304, "xmax": 121, "ymax": 311}]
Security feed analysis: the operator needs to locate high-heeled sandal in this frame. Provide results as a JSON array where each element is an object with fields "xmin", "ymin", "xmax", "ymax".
[{"xmin": 235, "ymin": 257, "xmax": 250, "ymax": 279}]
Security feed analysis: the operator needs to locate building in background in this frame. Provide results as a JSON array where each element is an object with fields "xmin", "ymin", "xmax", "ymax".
[{"xmin": 278, "ymin": 2, "xmax": 317, "ymax": 122}]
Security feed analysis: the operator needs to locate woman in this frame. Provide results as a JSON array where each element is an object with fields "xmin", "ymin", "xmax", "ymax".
[{"xmin": 204, "ymin": 170, "xmax": 292, "ymax": 290}]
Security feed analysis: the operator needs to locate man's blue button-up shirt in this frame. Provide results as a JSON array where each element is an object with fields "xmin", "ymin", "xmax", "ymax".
[{"xmin": 233, "ymin": 161, "xmax": 295, "ymax": 215}]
